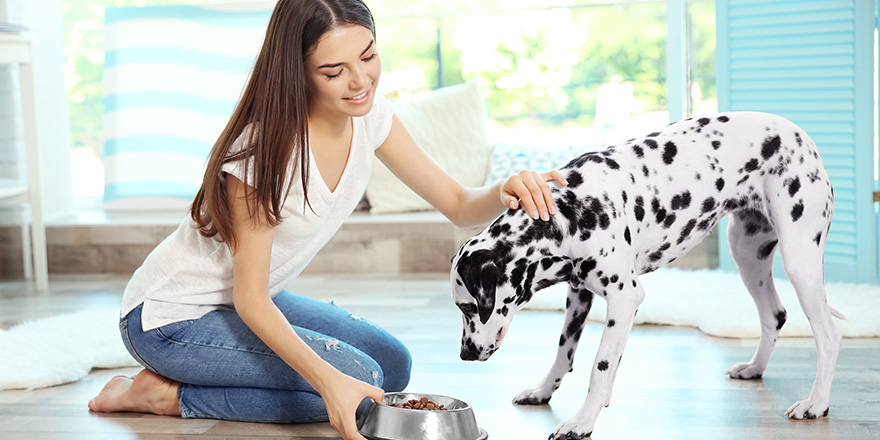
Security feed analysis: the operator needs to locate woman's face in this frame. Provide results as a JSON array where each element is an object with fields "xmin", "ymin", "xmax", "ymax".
[{"xmin": 305, "ymin": 24, "xmax": 381, "ymax": 120}]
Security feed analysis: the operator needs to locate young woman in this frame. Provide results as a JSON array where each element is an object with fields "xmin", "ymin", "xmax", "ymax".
[{"xmin": 88, "ymin": 1, "xmax": 566, "ymax": 439}]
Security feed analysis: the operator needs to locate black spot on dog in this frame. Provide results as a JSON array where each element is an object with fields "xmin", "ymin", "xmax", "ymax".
[
  {"xmin": 737, "ymin": 175, "xmax": 750, "ymax": 185},
  {"xmin": 718, "ymin": 115, "xmax": 730, "ymax": 122},
  {"xmin": 578, "ymin": 258, "xmax": 597, "ymax": 279},
  {"xmin": 814, "ymin": 232, "xmax": 822, "ymax": 246},
  {"xmin": 597, "ymin": 360, "xmax": 609, "ymax": 371},
  {"xmin": 744, "ymin": 158, "xmax": 759, "ymax": 172},
  {"xmin": 605, "ymin": 158, "xmax": 620, "ymax": 170},
  {"xmin": 757, "ymin": 240, "xmax": 778, "ymax": 260},
  {"xmin": 663, "ymin": 142, "xmax": 678, "ymax": 164},
  {"xmin": 788, "ymin": 176, "xmax": 801, "ymax": 197},
  {"xmin": 645, "ymin": 139, "xmax": 658, "ymax": 149},
  {"xmin": 642, "ymin": 164, "xmax": 650, "ymax": 177},
  {"xmin": 488, "ymin": 222, "xmax": 511, "ymax": 239},
  {"xmin": 761, "ymin": 135, "xmax": 781, "ymax": 160},
  {"xmin": 697, "ymin": 117, "xmax": 711, "ymax": 128},
  {"xmin": 712, "ymin": 140, "xmax": 721, "ymax": 150},
  {"xmin": 671, "ymin": 191, "xmax": 692, "ymax": 210},
  {"xmin": 633, "ymin": 145, "xmax": 644, "ymax": 158},
  {"xmin": 624, "ymin": 226, "xmax": 631, "ymax": 245},
  {"xmin": 677, "ymin": 219, "xmax": 697, "ymax": 245},
  {"xmin": 564, "ymin": 301, "xmax": 591, "ymax": 342},
  {"xmin": 567, "ymin": 171, "xmax": 583, "ymax": 189},
  {"xmin": 517, "ymin": 217, "xmax": 564, "ymax": 247},
  {"xmin": 715, "ymin": 178, "xmax": 725, "ymax": 191},
  {"xmin": 701, "ymin": 197, "xmax": 716, "ymax": 214},
  {"xmin": 663, "ymin": 213, "xmax": 677, "ymax": 228},
  {"xmin": 775, "ymin": 310, "xmax": 787, "ymax": 331},
  {"xmin": 607, "ymin": 319, "xmax": 615, "ymax": 327},
  {"xmin": 647, "ymin": 132, "xmax": 660, "ymax": 138},
  {"xmin": 634, "ymin": 196, "xmax": 645, "ymax": 221},
  {"xmin": 791, "ymin": 201, "xmax": 804, "ymax": 222}
]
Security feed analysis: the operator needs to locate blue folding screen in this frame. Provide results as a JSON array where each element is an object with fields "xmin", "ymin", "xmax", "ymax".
[
  {"xmin": 102, "ymin": 4, "xmax": 272, "ymax": 211},
  {"xmin": 715, "ymin": 0, "xmax": 876, "ymax": 283}
]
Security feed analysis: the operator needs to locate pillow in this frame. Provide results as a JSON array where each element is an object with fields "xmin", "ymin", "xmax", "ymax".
[
  {"xmin": 365, "ymin": 81, "xmax": 491, "ymax": 214},
  {"xmin": 483, "ymin": 143, "xmax": 600, "ymax": 186}
]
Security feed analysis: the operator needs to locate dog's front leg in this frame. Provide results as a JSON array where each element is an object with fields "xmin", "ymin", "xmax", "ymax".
[
  {"xmin": 550, "ymin": 278, "xmax": 645, "ymax": 440},
  {"xmin": 514, "ymin": 284, "xmax": 594, "ymax": 405}
]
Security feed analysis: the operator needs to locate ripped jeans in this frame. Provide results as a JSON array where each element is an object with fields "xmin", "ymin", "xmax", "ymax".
[{"xmin": 119, "ymin": 291, "xmax": 411, "ymax": 423}]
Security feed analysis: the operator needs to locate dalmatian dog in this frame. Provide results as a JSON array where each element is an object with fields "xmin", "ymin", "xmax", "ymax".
[{"xmin": 451, "ymin": 112, "xmax": 844, "ymax": 439}]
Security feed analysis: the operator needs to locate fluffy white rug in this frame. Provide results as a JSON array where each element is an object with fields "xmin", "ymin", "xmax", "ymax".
[
  {"xmin": 524, "ymin": 268, "xmax": 880, "ymax": 338},
  {"xmin": 0, "ymin": 309, "xmax": 139, "ymax": 391},
  {"xmin": 2, "ymin": 269, "xmax": 877, "ymax": 391}
]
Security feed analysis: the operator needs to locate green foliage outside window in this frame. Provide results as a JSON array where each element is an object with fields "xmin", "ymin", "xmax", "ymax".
[{"xmin": 61, "ymin": 0, "xmax": 715, "ymax": 159}]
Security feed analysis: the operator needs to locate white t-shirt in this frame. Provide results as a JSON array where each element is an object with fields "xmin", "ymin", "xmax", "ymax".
[{"xmin": 121, "ymin": 95, "xmax": 395, "ymax": 331}]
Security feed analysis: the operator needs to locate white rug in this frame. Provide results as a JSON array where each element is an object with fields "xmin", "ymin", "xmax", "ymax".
[
  {"xmin": 524, "ymin": 268, "xmax": 880, "ymax": 338},
  {"xmin": 0, "ymin": 309, "xmax": 139, "ymax": 391},
  {"xmin": 2, "ymin": 269, "xmax": 877, "ymax": 391}
]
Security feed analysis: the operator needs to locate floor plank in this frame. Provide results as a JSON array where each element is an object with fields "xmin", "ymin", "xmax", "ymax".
[{"xmin": 1, "ymin": 274, "xmax": 878, "ymax": 439}]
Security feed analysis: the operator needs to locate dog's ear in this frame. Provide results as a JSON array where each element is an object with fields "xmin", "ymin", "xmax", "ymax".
[{"xmin": 456, "ymin": 249, "xmax": 499, "ymax": 325}]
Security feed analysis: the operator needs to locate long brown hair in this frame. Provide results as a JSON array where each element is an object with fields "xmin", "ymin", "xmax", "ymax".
[{"xmin": 190, "ymin": 0, "xmax": 376, "ymax": 250}]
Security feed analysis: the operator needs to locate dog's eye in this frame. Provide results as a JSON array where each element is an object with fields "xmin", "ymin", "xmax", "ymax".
[{"xmin": 458, "ymin": 303, "xmax": 477, "ymax": 315}]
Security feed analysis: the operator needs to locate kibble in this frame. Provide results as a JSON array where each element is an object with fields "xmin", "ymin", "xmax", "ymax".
[{"xmin": 392, "ymin": 397, "xmax": 447, "ymax": 411}]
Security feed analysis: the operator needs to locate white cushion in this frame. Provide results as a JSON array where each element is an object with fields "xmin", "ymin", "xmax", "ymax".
[
  {"xmin": 365, "ymin": 81, "xmax": 491, "ymax": 214},
  {"xmin": 483, "ymin": 143, "xmax": 600, "ymax": 186}
]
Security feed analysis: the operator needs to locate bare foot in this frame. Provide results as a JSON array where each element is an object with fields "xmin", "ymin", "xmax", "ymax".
[{"xmin": 88, "ymin": 369, "xmax": 180, "ymax": 416}]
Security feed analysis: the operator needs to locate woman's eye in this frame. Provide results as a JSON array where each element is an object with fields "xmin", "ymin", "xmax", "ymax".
[
  {"xmin": 325, "ymin": 71, "xmax": 343, "ymax": 80},
  {"xmin": 363, "ymin": 53, "xmax": 377, "ymax": 62}
]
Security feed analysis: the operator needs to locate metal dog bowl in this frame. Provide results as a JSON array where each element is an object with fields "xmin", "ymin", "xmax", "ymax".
[{"xmin": 358, "ymin": 392, "xmax": 488, "ymax": 440}]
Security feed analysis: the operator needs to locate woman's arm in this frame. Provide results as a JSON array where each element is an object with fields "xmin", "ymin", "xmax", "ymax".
[
  {"xmin": 226, "ymin": 175, "xmax": 380, "ymax": 440},
  {"xmin": 376, "ymin": 115, "xmax": 567, "ymax": 229}
]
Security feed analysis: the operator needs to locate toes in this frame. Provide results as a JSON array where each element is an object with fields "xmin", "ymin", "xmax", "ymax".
[{"xmin": 785, "ymin": 400, "xmax": 829, "ymax": 419}]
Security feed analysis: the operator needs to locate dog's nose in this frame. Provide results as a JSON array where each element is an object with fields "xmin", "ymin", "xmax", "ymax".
[{"xmin": 460, "ymin": 347, "xmax": 480, "ymax": 361}]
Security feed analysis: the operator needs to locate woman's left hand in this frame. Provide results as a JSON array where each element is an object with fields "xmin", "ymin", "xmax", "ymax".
[{"xmin": 500, "ymin": 170, "xmax": 569, "ymax": 221}]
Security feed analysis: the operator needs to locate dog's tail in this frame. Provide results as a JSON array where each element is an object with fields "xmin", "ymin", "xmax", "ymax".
[{"xmin": 829, "ymin": 305, "xmax": 847, "ymax": 321}]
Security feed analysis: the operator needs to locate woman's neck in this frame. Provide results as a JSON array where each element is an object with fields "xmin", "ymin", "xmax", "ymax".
[{"xmin": 307, "ymin": 108, "xmax": 351, "ymax": 141}]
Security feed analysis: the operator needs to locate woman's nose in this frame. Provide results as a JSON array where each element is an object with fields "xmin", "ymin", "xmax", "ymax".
[{"xmin": 350, "ymin": 66, "xmax": 368, "ymax": 89}]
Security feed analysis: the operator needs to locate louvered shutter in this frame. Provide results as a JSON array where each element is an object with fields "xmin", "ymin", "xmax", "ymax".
[{"xmin": 715, "ymin": 0, "xmax": 876, "ymax": 283}]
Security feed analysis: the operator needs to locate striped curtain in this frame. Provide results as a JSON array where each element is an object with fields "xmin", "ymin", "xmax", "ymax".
[
  {"xmin": 102, "ymin": 3, "xmax": 272, "ymax": 211},
  {"xmin": 715, "ymin": 0, "xmax": 876, "ymax": 283}
]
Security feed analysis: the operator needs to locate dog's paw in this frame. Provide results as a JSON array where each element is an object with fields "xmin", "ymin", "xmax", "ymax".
[
  {"xmin": 785, "ymin": 399, "xmax": 830, "ymax": 420},
  {"xmin": 513, "ymin": 388, "xmax": 552, "ymax": 405},
  {"xmin": 725, "ymin": 362, "xmax": 764, "ymax": 380},
  {"xmin": 549, "ymin": 419, "xmax": 592, "ymax": 440}
]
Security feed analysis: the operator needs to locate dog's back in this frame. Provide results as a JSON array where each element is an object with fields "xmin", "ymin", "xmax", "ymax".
[{"xmin": 552, "ymin": 112, "xmax": 832, "ymax": 274}]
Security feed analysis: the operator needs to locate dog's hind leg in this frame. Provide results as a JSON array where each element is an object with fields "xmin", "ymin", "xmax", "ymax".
[
  {"xmin": 725, "ymin": 209, "xmax": 786, "ymax": 379},
  {"xmin": 776, "ymin": 207, "xmax": 841, "ymax": 419},
  {"xmin": 514, "ymin": 284, "xmax": 593, "ymax": 405},
  {"xmin": 550, "ymin": 272, "xmax": 644, "ymax": 440}
]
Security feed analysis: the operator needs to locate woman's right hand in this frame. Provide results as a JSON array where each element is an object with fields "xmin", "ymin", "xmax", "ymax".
[{"xmin": 319, "ymin": 370, "xmax": 384, "ymax": 440}]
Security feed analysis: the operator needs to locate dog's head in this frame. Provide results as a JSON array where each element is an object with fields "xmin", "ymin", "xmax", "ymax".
[{"xmin": 451, "ymin": 209, "xmax": 571, "ymax": 361}]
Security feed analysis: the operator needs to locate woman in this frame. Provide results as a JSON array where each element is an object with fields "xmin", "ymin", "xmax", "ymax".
[{"xmin": 88, "ymin": 1, "xmax": 566, "ymax": 439}]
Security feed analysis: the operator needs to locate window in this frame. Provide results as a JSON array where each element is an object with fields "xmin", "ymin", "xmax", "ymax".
[{"xmin": 61, "ymin": 0, "xmax": 716, "ymax": 198}]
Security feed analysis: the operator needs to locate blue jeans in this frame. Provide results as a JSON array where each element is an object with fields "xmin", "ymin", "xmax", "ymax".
[{"xmin": 119, "ymin": 291, "xmax": 411, "ymax": 423}]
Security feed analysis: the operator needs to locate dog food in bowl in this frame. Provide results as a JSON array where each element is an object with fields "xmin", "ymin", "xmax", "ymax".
[
  {"xmin": 358, "ymin": 392, "xmax": 487, "ymax": 440},
  {"xmin": 392, "ymin": 397, "xmax": 447, "ymax": 411}
]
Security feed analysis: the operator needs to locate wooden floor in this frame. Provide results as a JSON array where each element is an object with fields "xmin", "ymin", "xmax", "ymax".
[{"xmin": 1, "ymin": 273, "xmax": 879, "ymax": 439}]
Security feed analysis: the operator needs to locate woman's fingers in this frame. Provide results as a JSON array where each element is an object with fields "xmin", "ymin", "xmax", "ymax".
[{"xmin": 503, "ymin": 170, "xmax": 568, "ymax": 221}]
